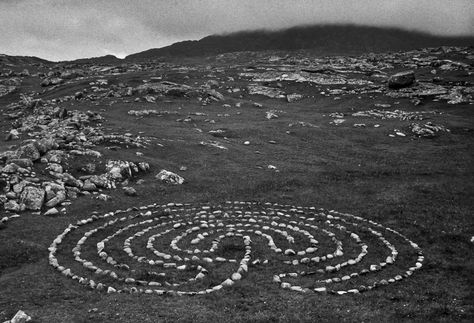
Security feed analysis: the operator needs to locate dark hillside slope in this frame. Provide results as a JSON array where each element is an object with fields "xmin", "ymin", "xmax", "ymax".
[
  {"xmin": 0, "ymin": 54, "xmax": 51, "ymax": 67},
  {"xmin": 126, "ymin": 24, "xmax": 474, "ymax": 60}
]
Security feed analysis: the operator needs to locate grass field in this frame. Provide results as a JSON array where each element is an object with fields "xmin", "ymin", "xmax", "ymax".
[{"xmin": 0, "ymin": 48, "xmax": 473, "ymax": 322}]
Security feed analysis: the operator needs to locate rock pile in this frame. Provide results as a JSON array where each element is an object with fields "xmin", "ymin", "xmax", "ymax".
[
  {"xmin": 0, "ymin": 95, "xmax": 150, "ymax": 216},
  {"xmin": 352, "ymin": 109, "xmax": 437, "ymax": 121}
]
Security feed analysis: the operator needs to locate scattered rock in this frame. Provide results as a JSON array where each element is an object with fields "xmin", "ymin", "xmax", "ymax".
[
  {"xmin": 410, "ymin": 122, "xmax": 449, "ymax": 138},
  {"xmin": 352, "ymin": 109, "xmax": 435, "ymax": 121},
  {"xmin": 248, "ymin": 84, "xmax": 285, "ymax": 99}
]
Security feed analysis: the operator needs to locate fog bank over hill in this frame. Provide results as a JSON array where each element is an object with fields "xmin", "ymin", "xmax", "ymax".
[
  {"xmin": 126, "ymin": 25, "xmax": 474, "ymax": 61},
  {"xmin": 1, "ymin": 0, "xmax": 472, "ymax": 61}
]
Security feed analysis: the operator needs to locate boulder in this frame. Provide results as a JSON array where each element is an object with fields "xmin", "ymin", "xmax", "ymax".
[
  {"xmin": 8, "ymin": 159, "xmax": 33, "ymax": 168},
  {"xmin": 12, "ymin": 181, "xmax": 27, "ymax": 194},
  {"xmin": 206, "ymin": 89, "xmax": 225, "ymax": 101},
  {"xmin": 248, "ymin": 85, "xmax": 285, "ymax": 98},
  {"xmin": 286, "ymin": 93, "xmax": 303, "ymax": 102},
  {"xmin": 44, "ymin": 208, "xmax": 59, "ymax": 216},
  {"xmin": 87, "ymin": 175, "xmax": 108, "ymax": 188},
  {"xmin": 1, "ymin": 163, "xmax": 20, "ymax": 173},
  {"xmin": 6, "ymin": 129, "xmax": 20, "ymax": 141},
  {"xmin": 82, "ymin": 181, "xmax": 97, "ymax": 191},
  {"xmin": 123, "ymin": 186, "xmax": 137, "ymax": 196},
  {"xmin": 20, "ymin": 186, "xmax": 45, "ymax": 210},
  {"xmin": 35, "ymin": 137, "xmax": 58, "ymax": 154},
  {"xmin": 0, "ymin": 150, "xmax": 21, "ymax": 163},
  {"xmin": 47, "ymin": 163, "xmax": 63, "ymax": 174},
  {"xmin": 58, "ymin": 107, "xmax": 68, "ymax": 119},
  {"xmin": 40, "ymin": 77, "xmax": 63, "ymax": 87},
  {"xmin": 156, "ymin": 170, "xmax": 184, "ymax": 185},
  {"xmin": 61, "ymin": 173, "xmax": 83, "ymax": 188},
  {"xmin": 7, "ymin": 310, "xmax": 31, "ymax": 323},
  {"xmin": 266, "ymin": 110, "xmax": 279, "ymax": 119},
  {"xmin": 45, "ymin": 190, "xmax": 66, "ymax": 207},
  {"xmin": 388, "ymin": 70, "xmax": 415, "ymax": 89},
  {"xmin": 17, "ymin": 143, "xmax": 40, "ymax": 161},
  {"xmin": 4, "ymin": 200, "xmax": 21, "ymax": 212},
  {"xmin": 44, "ymin": 150, "xmax": 66, "ymax": 164}
]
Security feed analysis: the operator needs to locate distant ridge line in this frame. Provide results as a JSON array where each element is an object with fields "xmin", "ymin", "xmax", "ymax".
[{"xmin": 125, "ymin": 24, "xmax": 474, "ymax": 61}]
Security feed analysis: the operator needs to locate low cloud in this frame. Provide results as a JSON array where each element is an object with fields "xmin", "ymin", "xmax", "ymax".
[{"xmin": 1, "ymin": 0, "xmax": 472, "ymax": 61}]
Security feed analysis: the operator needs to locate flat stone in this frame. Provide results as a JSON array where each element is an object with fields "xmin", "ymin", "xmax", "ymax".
[{"xmin": 44, "ymin": 208, "xmax": 59, "ymax": 216}]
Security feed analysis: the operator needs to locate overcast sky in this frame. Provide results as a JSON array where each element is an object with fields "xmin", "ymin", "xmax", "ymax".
[{"xmin": 1, "ymin": 0, "xmax": 473, "ymax": 61}]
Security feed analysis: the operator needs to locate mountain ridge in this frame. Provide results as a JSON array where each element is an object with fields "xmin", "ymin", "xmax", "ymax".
[
  {"xmin": 2, "ymin": 24, "xmax": 473, "ymax": 64},
  {"xmin": 126, "ymin": 24, "xmax": 474, "ymax": 61}
]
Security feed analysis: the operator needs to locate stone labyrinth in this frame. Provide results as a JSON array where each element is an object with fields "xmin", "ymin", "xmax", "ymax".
[{"xmin": 49, "ymin": 201, "xmax": 424, "ymax": 295}]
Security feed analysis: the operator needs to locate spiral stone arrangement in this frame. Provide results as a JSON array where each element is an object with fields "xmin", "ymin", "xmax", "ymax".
[{"xmin": 48, "ymin": 201, "xmax": 424, "ymax": 295}]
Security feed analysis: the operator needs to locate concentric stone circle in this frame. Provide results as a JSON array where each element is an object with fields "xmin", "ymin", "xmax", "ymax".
[{"xmin": 48, "ymin": 201, "xmax": 424, "ymax": 295}]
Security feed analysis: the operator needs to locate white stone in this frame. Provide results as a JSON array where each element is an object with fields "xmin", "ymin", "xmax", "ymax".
[
  {"xmin": 221, "ymin": 279, "xmax": 234, "ymax": 287},
  {"xmin": 9, "ymin": 310, "xmax": 31, "ymax": 323}
]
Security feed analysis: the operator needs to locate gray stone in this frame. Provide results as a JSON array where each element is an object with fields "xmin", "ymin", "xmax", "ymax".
[
  {"xmin": 123, "ymin": 186, "xmax": 137, "ymax": 196},
  {"xmin": 88, "ymin": 175, "xmax": 108, "ymax": 188},
  {"xmin": 20, "ymin": 186, "xmax": 45, "ymax": 210},
  {"xmin": 4, "ymin": 200, "xmax": 21, "ymax": 212},
  {"xmin": 61, "ymin": 173, "xmax": 83, "ymax": 188},
  {"xmin": 1, "ymin": 163, "xmax": 20, "ymax": 173},
  {"xmin": 9, "ymin": 309, "xmax": 31, "ymax": 323},
  {"xmin": 45, "ymin": 190, "xmax": 66, "ymax": 207},
  {"xmin": 6, "ymin": 192, "xmax": 16, "ymax": 199},
  {"xmin": 206, "ymin": 89, "xmax": 225, "ymax": 101},
  {"xmin": 156, "ymin": 170, "xmax": 185, "ymax": 184},
  {"xmin": 83, "ymin": 181, "xmax": 97, "ymax": 191},
  {"xmin": 8, "ymin": 159, "xmax": 33, "ymax": 168},
  {"xmin": 17, "ymin": 143, "xmax": 40, "ymax": 161},
  {"xmin": 36, "ymin": 137, "xmax": 58, "ymax": 154},
  {"xmin": 47, "ymin": 163, "xmax": 63, "ymax": 174},
  {"xmin": 12, "ymin": 181, "xmax": 27, "ymax": 194},
  {"xmin": 388, "ymin": 70, "xmax": 415, "ymax": 89},
  {"xmin": 44, "ymin": 208, "xmax": 59, "ymax": 216}
]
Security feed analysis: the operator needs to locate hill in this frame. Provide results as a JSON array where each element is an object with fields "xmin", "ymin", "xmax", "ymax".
[
  {"xmin": 126, "ymin": 24, "xmax": 474, "ymax": 60},
  {"xmin": 0, "ymin": 54, "xmax": 51, "ymax": 67},
  {"xmin": 67, "ymin": 54, "xmax": 124, "ymax": 65}
]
